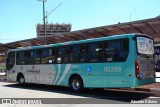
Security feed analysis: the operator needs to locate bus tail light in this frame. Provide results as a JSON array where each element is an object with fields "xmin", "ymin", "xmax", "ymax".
[{"xmin": 135, "ymin": 60, "xmax": 142, "ymax": 80}]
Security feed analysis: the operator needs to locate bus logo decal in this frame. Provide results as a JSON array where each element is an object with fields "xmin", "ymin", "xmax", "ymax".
[
  {"xmin": 86, "ymin": 66, "xmax": 91, "ymax": 72},
  {"xmin": 139, "ymin": 73, "xmax": 143, "ymax": 79}
]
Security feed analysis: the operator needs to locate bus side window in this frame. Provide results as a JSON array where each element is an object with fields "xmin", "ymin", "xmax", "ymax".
[
  {"xmin": 41, "ymin": 49, "xmax": 49, "ymax": 64},
  {"xmin": 80, "ymin": 45, "xmax": 86, "ymax": 62},
  {"xmin": 86, "ymin": 43, "xmax": 103, "ymax": 62},
  {"xmin": 27, "ymin": 50, "xmax": 41, "ymax": 64},
  {"xmin": 52, "ymin": 49, "xmax": 56, "ymax": 63},
  {"xmin": 35, "ymin": 50, "xmax": 41, "ymax": 64},
  {"xmin": 6, "ymin": 52, "xmax": 15, "ymax": 70},
  {"xmin": 56, "ymin": 48, "xmax": 65, "ymax": 63},
  {"xmin": 64, "ymin": 47, "xmax": 70, "ymax": 63},
  {"xmin": 119, "ymin": 39, "xmax": 129, "ymax": 61},
  {"xmin": 103, "ymin": 39, "xmax": 129, "ymax": 62},
  {"xmin": 104, "ymin": 41, "xmax": 121, "ymax": 62},
  {"xmin": 70, "ymin": 45, "xmax": 80, "ymax": 63},
  {"xmin": 41, "ymin": 48, "xmax": 55, "ymax": 64},
  {"xmin": 17, "ymin": 51, "xmax": 27, "ymax": 65},
  {"xmin": 28, "ymin": 50, "xmax": 34, "ymax": 64}
]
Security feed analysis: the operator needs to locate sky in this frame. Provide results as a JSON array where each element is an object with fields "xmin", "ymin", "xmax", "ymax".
[{"xmin": 0, "ymin": 0, "xmax": 160, "ymax": 43}]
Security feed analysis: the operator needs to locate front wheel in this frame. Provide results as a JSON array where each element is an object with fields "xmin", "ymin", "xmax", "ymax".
[
  {"xmin": 70, "ymin": 76, "xmax": 83, "ymax": 93},
  {"xmin": 18, "ymin": 75, "xmax": 25, "ymax": 86}
]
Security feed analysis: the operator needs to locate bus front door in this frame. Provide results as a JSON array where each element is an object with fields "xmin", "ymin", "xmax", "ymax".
[{"xmin": 6, "ymin": 52, "xmax": 16, "ymax": 81}]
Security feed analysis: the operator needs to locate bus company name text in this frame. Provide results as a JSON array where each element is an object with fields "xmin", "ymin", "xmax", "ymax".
[{"xmin": 27, "ymin": 70, "xmax": 40, "ymax": 73}]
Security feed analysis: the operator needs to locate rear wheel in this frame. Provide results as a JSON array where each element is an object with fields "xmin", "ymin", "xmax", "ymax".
[
  {"xmin": 70, "ymin": 76, "xmax": 83, "ymax": 93},
  {"xmin": 18, "ymin": 75, "xmax": 25, "ymax": 86}
]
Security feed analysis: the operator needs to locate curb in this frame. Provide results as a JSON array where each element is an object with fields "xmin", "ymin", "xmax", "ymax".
[
  {"xmin": 134, "ymin": 88, "xmax": 150, "ymax": 92},
  {"xmin": 150, "ymin": 88, "xmax": 160, "ymax": 93},
  {"xmin": 135, "ymin": 88, "xmax": 160, "ymax": 93}
]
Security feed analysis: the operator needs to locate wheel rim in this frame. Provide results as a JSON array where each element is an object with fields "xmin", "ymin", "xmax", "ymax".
[
  {"xmin": 20, "ymin": 77, "xmax": 24, "ymax": 84},
  {"xmin": 72, "ymin": 79, "xmax": 80, "ymax": 91}
]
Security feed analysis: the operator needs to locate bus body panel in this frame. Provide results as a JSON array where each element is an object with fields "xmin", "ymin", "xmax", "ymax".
[
  {"xmin": 6, "ymin": 33, "xmax": 155, "ymax": 89},
  {"xmin": 133, "ymin": 77, "xmax": 155, "ymax": 86},
  {"xmin": 7, "ymin": 64, "xmax": 16, "ymax": 82}
]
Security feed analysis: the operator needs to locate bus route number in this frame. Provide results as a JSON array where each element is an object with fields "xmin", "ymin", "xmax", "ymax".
[{"xmin": 104, "ymin": 67, "xmax": 121, "ymax": 72}]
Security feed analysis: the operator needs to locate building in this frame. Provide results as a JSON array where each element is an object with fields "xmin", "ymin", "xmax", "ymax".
[{"xmin": 36, "ymin": 23, "xmax": 72, "ymax": 37}]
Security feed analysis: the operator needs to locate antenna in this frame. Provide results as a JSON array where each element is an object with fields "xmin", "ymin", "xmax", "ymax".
[{"xmin": 46, "ymin": 11, "xmax": 48, "ymax": 24}]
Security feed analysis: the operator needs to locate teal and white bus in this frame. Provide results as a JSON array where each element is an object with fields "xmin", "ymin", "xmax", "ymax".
[{"xmin": 6, "ymin": 33, "xmax": 155, "ymax": 92}]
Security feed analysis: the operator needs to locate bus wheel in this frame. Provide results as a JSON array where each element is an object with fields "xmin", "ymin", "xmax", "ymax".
[
  {"xmin": 70, "ymin": 76, "xmax": 83, "ymax": 93},
  {"xmin": 18, "ymin": 75, "xmax": 25, "ymax": 86}
]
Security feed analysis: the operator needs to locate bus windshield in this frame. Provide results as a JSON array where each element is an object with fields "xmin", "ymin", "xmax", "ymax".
[{"xmin": 137, "ymin": 37, "xmax": 154, "ymax": 55}]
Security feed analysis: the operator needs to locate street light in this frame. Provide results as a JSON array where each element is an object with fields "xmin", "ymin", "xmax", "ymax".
[
  {"xmin": 37, "ymin": 0, "xmax": 47, "ymax": 37},
  {"xmin": 130, "ymin": 9, "xmax": 136, "ymax": 22}
]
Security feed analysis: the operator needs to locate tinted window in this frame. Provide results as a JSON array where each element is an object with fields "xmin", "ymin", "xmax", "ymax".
[
  {"xmin": 6, "ymin": 52, "xmax": 15, "ymax": 70},
  {"xmin": 56, "ymin": 48, "xmax": 66, "ymax": 63},
  {"xmin": 86, "ymin": 43, "xmax": 103, "ymax": 62},
  {"xmin": 70, "ymin": 45, "xmax": 81, "ymax": 63},
  {"xmin": 28, "ymin": 50, "xmax": 41, "ymax": 64},
  {"xmin": 17, "ymin": 51, "xmax": 27, "ymax": 65},
  {"xmin": 103, "ymin": 39, "xmax": 129, "ymax": 62},
  {"xmin": 41, "ymin": 48, "xmax": 55, "ymax": 64}
]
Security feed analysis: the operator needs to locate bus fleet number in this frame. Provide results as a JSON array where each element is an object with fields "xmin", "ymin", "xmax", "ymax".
[{"xmin": 104, "ymin": 67, "xmax": 121, "ymax": 72}]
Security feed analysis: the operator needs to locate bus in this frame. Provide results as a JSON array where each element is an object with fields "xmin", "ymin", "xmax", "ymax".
[
  {"xmin": 6, "ymin": 33, "xmax": 155, "ymax": 92},
  {"xmin": 154, "ymin": 45, "xmax": 160, "ymax": 82}
]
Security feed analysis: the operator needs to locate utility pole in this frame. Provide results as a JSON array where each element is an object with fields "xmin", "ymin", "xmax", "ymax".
[
  {"xmin": 130, "ymin": 9, "xmax": 136, "ymax": 22},
  {"xmin": 37, "ymin": 0, "xmax": 47, "ymax": 37}
]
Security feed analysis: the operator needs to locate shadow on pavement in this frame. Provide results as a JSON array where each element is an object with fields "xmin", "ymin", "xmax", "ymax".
[{"xmin": 3, "ymin": 83, "xmax": 153, "ymax": 103}]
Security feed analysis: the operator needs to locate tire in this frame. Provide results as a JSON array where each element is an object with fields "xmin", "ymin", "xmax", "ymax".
[
  {"xmin": 18, "ymin": 75, "xmax": 25, "ymax": 86},
  {"xmin": 70, "ymin": 76, "xmax": 83, "ymax": 93}
]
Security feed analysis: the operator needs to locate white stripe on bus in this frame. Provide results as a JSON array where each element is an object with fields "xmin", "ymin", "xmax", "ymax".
[
  {"xmin": 53, "ymin": 64, "xmax": 61, "ymax": 85},
  {"xmin": 57, "ymin": 64, "xmax": 71, "ymax": 85}
]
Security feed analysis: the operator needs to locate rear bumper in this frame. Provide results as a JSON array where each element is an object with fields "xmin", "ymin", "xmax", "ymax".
[{"xmin": 133, "ymin": 77, "xmax": 155, "ymax": 87}]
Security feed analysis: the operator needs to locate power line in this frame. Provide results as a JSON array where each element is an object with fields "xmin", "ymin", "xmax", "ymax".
[
  {"xmin": 0, "ymin": 24, "xmax": 35, "ymax": 35},
  {"xmin": 136, "ymin": 0, "xmax": 160, "ymax": 18},
  {"xmin": 144, "ymin": 4, "xmax": 160, "ymax": 17}
]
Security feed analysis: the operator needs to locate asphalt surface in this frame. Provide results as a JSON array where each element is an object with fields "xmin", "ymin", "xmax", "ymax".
[
  {"xmin": 0, "ymin": 82, "xmax": 158, "ymax": 98},
  {"xmin": 0, "ymin": 82, "xmax": 160, "ymax": 106}
]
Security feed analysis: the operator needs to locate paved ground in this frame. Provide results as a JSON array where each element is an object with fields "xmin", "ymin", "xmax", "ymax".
[
  {"xmin": 135, "ymin": 82, "xmax": 160, "ymax": 92},
  {"xmin": 0, "ymin": 74, "xmax": 160, "ymax": 107},
  {"xmin": 0, "ymin": 81, "xmax": 160, "ymax": 107}
]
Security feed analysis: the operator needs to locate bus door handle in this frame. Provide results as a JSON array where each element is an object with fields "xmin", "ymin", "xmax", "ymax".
[{"xmin": 86, "ymin": 74, "xmax": 91, "ymax": 76}]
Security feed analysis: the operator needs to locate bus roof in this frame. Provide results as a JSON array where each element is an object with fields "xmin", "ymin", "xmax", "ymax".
[{"xmin": 7, "ymin": 33, "xmax": 141, "ymax": 52}]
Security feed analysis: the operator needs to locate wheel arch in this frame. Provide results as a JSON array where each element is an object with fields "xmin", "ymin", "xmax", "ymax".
[
  {"xmin": 16, "ymin": 72, "xmax": 24, "ymax": 82},
  {"xmin": 68, "ymin": 73, "xmax": 83, "ymax": 86}
]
